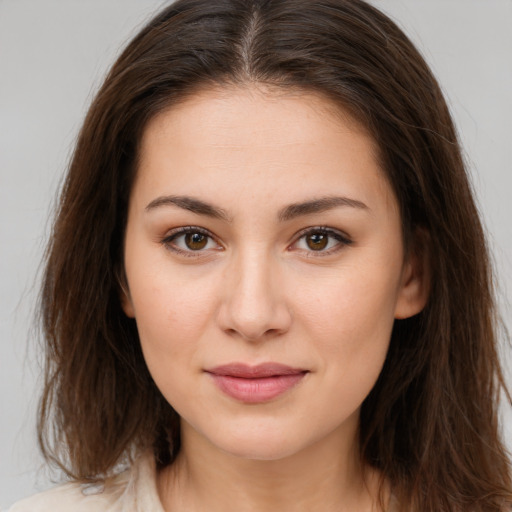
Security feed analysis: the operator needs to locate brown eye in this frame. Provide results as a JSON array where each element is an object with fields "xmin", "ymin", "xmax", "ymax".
[
  {"xmin": 162, "ymin": 228, "xmax": 220, "ymax": 255},
  {"xmin": 184, "ymin": 232, "xmax": 208, "ymax": 250},
  {"xmin": 306, "ymin": 233, "xmax": 328, "ymax": 251},
  {"xmin": 292, "ymin": 227, "xmax": 352, "ymax": 255}
]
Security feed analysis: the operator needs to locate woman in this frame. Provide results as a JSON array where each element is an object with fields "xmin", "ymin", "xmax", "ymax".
[{"xmin": 8, "ymin": 0, "xmax": 511, "ymax": 511}]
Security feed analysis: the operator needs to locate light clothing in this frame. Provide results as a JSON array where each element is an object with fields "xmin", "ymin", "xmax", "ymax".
[{"xmin": 7, "ymin": 452, "xmax": 164, "ymax": 512}]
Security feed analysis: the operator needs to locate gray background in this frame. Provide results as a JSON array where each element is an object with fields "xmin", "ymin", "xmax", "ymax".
[{"xmin": 1, "ymin": 0, "xmax": 511, "ymax": 507}]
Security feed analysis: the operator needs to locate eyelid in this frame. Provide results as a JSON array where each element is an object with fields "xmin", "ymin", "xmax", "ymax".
[
  {"xmin": 160, "ymin": 225, "xmax": 352, "ymax": 258},
  {"xmin": 161, "ymin": 226, "xmax": 223, "ymax": 256},
  {"xmin": 289, "ymin": 226, "xmax": 353, "ymax": 255}
]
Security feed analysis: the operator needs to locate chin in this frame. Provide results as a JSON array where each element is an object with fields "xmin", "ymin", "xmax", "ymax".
[
  {"xmin": 201, "ymin": 421, "xmax": 320, "ymax": 462},
  {"xmin": 219, "ymin": 439, "xmax": 303, "ymax": 462}
]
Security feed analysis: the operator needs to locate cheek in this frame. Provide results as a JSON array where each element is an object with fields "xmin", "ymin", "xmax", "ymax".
[
  {"xmin": 295, "ymin": 263, "xmax": 399, "ymax": 372},
  {"xmin": 125, "ymin": 254, "xmax": 219, "ymax": 372},
  {"xmin": 130, "ymin": 276, "xmax": 215, "ymax": 409}
]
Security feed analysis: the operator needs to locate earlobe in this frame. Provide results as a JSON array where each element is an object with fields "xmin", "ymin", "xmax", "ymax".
[
  {"xmin": 116, "ymin": 266, "xmax": 136, "ymax": 318},
  {"xmin": 121, "ymin": 289, "xmax": 136, "ymax": 318},
  {"xmin": 394, "ymin": 229, "xmax": 430, "ymax": 320}
]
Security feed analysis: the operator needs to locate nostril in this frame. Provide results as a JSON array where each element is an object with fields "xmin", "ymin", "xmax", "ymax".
[{"xmin": 223, "ymin": 325, "xmax": 287, "ymax": 343}]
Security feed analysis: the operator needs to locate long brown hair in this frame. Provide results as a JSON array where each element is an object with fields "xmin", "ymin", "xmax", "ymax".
[{"xmin": 38, "ymin": 1, "xmax": 511, "ymax": 510}]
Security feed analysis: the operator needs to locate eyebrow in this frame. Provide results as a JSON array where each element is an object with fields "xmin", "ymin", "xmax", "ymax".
[
  {"xmin": 145, "ymin": 195, "xmax": 231, "ymax": 222},
  {"xmin": 145, "ymin": 194, "xmax": 368, "ymax": 222},
  {"xmin": 278, "ymin": 196, "xmax": 369, "ymax": 221}
]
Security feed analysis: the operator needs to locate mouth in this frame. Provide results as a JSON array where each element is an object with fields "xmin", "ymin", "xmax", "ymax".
[{"xmin": 205, "ymin": 363, "xmax": 308, "ymax": 403}]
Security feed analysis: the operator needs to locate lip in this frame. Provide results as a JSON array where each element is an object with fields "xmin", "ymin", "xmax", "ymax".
[{"xmin": 205, "ymin": 363, "xmax": 308, "ymax": 403}]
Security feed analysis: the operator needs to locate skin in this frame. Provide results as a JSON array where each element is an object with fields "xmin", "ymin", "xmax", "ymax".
[{"xmin": 122, "ymin": 85, "xmax": 428, "ymax": 512}]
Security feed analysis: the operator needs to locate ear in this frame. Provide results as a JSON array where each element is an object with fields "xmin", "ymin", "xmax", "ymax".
[
  {"xmin": 120, "ymin": 288, "xmax": 136, "ymax": 318},
  {"xmin": 116, "ymin": 266, "xmax": 136, "ymax": 318},
  {"xmin": 394, "ymin": 228, "xmax": 430, "ymax": 319}
]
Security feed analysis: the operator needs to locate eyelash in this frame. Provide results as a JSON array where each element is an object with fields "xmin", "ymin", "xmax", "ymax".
[
  {"xmin": 161, "ymin": 226, "xmax": 221, "ymax": 258},
  {"xmin": 291, "ymin": 226, "xmax": 353, "ymax": 257},
  {"xmin": 160, "ymin": 226, "xmax": 353, "ymax": 257}
]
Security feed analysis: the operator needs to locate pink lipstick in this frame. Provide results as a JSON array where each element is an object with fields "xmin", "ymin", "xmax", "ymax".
[{"xmin": 206, "ymin": 363, "xmax": 307, "ymax": 403}]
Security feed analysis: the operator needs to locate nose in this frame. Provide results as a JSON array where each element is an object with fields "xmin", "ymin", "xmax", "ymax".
[{"xmin": 216, "ymin": 249, "xmax": 292, "ymax": 342}]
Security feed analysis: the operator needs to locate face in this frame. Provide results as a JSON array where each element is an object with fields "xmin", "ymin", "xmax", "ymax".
[{"xmin": 122, "ymin": 86, "xmax": 427, "ymax": 461}]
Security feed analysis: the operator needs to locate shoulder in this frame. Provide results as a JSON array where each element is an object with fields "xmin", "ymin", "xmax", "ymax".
[
  {"xmin": 7, "ymin": 472, "xmax": 130, "ymax": 512},
  {"xmin": 6, "ymin": 452, "xmax": 163, "ymax": 512}
]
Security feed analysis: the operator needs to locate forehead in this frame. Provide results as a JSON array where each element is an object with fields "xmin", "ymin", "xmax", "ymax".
[
  {"xmin": 134, "ymin": 84, "xmax": 395, "ymax": 215},
  {"xmin": 141, "ymin": 84, "xmax": 371, "ymax": 152}
]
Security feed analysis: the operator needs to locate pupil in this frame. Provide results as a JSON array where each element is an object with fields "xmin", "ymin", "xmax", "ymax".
[
  {"xmin": 185, "ymin": 232, "xmax": 207, "ymax": 250},
  {"xmin": 307, "ymin": 233, "xmax": 328, "ymax": 250}
]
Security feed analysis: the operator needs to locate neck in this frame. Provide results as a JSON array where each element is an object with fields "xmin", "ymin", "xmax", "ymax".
[{"xmin": 158, "ymin": 418, "xmax": 385, "ymax": 512}]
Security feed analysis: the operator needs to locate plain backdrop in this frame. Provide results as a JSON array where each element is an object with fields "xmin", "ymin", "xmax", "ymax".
[{"xmin": 1, "ymin": 0, "xmax": 511, "ymax": 508}]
